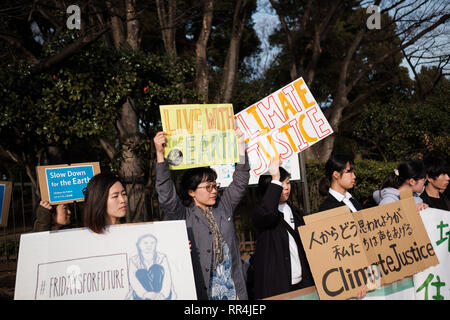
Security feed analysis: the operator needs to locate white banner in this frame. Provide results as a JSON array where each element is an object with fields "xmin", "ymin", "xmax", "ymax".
[
  {"xmin": 14, "ymin": 221, "xmax": 197, "ymax": 300},
  {"xmin": 413, "ymin": 208, "xmax": 450, "ymax": 300},
  {"xmin": 212, "ymin": 153, "xmax": 301, "ymax": 187}
]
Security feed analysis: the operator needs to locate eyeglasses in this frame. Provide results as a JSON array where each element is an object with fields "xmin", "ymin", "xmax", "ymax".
[{"xmin": 197, "ymin": 183, "xmax": 221, "ymax": 192}]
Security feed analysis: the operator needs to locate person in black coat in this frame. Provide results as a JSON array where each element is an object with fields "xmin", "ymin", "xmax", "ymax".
[
  {"xmin": 318, "ymin": 154, "xmax": 363, "ymax": 213},
  {"xmin": 420, "ymin": 154, "xmax": 450, "ymax": 211},
  {"xmin": 250, "ymin": 159, "xmax": 314, "ymax": 300}
]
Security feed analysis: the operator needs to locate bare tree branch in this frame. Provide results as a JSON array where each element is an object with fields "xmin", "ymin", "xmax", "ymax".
[
  {"xmin": 30, "ymin": 25, "xmax": 110, "ymax": 74},
  {"xmin": 0, "ymin": 33, "xmax": 39, "ymax": 64}
]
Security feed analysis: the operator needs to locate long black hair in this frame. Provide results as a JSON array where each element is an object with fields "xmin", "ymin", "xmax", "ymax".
[
  {"xmin": 83, "ymin": 172, "xmax": 124, "ymax": 234},
  {"xmin": 319, "ymin": 154, "xmax": 355, "ymax": 196},
  {"xmin": 379, "ymin": 159, "xmax": 425, "ymax": 190}
]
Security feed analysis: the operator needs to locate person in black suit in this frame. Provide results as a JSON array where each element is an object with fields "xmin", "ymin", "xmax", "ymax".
[
  {"xmin": 420, "ymin": 154, "xmax": 450, "ymax": 211},
  {"xmin": 318, "ymin": 154, "xmax": 363, "ymax": 213},
  {"xmin": 250, "ymin": 158, "xmax": 314, "ymax": 299}
]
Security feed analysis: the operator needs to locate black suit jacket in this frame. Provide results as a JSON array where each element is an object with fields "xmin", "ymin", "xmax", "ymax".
[
  {"xmin": 251, "ymin": 183, "xmax": 314, "ymax": 299},
  {"xmin": 318, "ymin": 192, "xmax": 363, "ymax": 213},
  {"xmin": 420, "ymin": 190, "xmax": 450, "ymax": 211}
]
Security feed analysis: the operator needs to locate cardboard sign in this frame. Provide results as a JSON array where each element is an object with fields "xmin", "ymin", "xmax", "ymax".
[
  {"xmin": 211, "ymin": 153, "xmax": 301, "ymax": 187},
  {"xmin": 0, "ymin": 181, "xmax": 12, "ymax": 227},
  {"xmin": 160, "ymin": 104, "xmax": 239, "ymax": 170},
  {"xmin": 36, "ymin": 162, "xmax": 100, "ymax": 204},
  {"xmin": 14, "ymin": 221, "xmax": 197, "ymax": 300},
  {"xmin": 235, "ymin": 77, "xmax": 333, "ymax": 176},
  {"xmin": 299, "ymin": 197, "xmax": 439, "ymax": 300},
  {"xmin": 414, "ymin": 208, "xmax": 450, "ymax": 300}
]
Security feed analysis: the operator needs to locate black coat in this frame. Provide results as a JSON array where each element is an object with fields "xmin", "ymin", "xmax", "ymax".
[
  {"xmin": 420, "ymin": 190, "xmax": 450, "ymax": 211},
  {"xmin": 251, "ymin": 183, "xmax": 314, "ymax": 299},
  {"xmin": 318, "ymin": 193, "xmax": 363, "ymax": 213}
]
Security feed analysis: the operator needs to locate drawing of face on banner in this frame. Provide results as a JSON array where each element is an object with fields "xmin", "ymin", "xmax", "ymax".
[{"xmin": 235, "ymin": 77, "xmax": 333, "ymax": 176}]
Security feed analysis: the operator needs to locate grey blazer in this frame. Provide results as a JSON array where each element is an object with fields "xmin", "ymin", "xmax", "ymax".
[{"xmin": 155, "ymin": 157, "xmax": 250, "ymax": 300}]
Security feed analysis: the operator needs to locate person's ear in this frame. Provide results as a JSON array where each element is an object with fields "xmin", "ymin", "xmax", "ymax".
[
  {"xmin": 332, "ymin": 170, "xmax": 340, "ymax": 180},
  {"xmin": 188, "ymin": 190, "xmax": 196, "ymax": 198},
  {"xmin": 408, "ymin": 178, "xmax": 416, "ymax": 186}
]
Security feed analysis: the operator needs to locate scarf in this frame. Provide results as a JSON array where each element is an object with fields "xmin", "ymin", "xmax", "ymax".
[{"xmin": 200, "ymin": 206, "xmax": 224, "ymax": 272}]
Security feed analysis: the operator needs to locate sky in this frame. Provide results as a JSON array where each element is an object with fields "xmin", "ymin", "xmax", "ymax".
[{"xmin": 250, "ymin": 0, "xmax": 450, "ymax": 80}]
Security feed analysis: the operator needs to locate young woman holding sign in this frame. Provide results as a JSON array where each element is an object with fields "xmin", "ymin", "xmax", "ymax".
[
  {"xmin": 82, "ymin": 172, "xmax": 128, "ymax": 233},
  {"xmin": 33, "ymin": 200, "xmax": 72, "ymax": 232},
  {"xmin": 153, "ymin": 128, "xmax": 250, "ymax": 300},
  {"xmin": 250, "ymin": 158, "xmax": 314, "ymax": 299}
]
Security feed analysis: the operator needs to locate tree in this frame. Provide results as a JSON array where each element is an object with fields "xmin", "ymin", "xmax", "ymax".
[
  {"xmin": 214, "ymin": 0, "xmax": 255, "ymax": 103},
  {"xmin": 0, "ymin": 0, "xmax": 260, "ymax": 222},
  {"xmin": 352, "ymin": 70, "xmax": 450, "ymax": 161},
  {"xmin": 0, "ymin": 1, "xmax": 199, "ymax": 222},
  {"xmin": 266, "ymin": 0, "xmax": 450, "ymax": 161}
]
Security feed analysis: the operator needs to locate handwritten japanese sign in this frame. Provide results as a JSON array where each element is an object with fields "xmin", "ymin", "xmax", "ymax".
[
  {"xmin": 414, "ymin": 208, "xmax": 450, "ymax": 300},
  {"xmin": 234, "ymin": 77, "xmax": 333, "ymax": 176},
  {"xmin": 299, "ymin": 197, "xmax": 439, "ymax": 300},
  {"xmin": 160, "ymin": 104, "xmax": 239, "ymax": 170}
]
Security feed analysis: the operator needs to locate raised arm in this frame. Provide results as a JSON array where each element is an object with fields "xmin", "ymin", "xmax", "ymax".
[
  {"xmin": 154, "ymin": 131, "xmax": 185, "ymax": 220},
  {"xmin": 33, "ymin": 200, "xmax": 53, "ymax": 232},
  {"xmin": 219, "ymin": 127, "xmax": 250, "ymax": 212},
  {"xmin": 253, "ymin": 159, "xmax": 283, "ymax": 229}
]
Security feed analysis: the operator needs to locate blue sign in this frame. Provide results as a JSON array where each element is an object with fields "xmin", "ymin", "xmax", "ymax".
[
  {"xmin": 45, "ymin": 165, "xmax": 94, "ymax": 203},
  {"xmin": 0, "ymin": 184, "xmax": 5, "ymax": 222}
]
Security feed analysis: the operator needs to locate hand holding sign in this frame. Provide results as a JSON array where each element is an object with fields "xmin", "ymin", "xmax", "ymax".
[
  {"xmin": 268, "ymin": 157, "xmax": 282, "ymax": 181},
  {"xmin": 235, "ymin": 126, "xmax": 245, "ymax": 156},
  {"xmin": 39, "ymin": 200, "xmax": 52, "ymax": 210},
  {"xmin": 154, "ymin": 131, "xmax": 168, "ymax": 163}
]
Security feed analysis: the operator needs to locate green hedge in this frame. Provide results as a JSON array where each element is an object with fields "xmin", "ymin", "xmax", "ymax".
[{"xmin": 305, "ymin": 159, "xmax": 398, "ymax": 213}]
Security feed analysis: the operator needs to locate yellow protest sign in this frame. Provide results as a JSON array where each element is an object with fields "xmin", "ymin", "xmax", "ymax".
[{"xmin": 160, "ymin": 104, "xmax": 239, "ymax": 170}]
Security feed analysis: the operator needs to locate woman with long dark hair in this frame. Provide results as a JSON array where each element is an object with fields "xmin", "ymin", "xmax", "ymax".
[{"xmin": 82, "ymin": 172, "xmax": 127, "ymax": 234}]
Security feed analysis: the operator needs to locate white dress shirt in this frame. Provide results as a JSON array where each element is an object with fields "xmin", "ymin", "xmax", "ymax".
[
  {"xmin": 329, "ymin": 187, "xmax": 358, "ymax": 212},
  {"xmin": 272, "ymin": 180, "xmax": 302, "ymax": 284}
]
